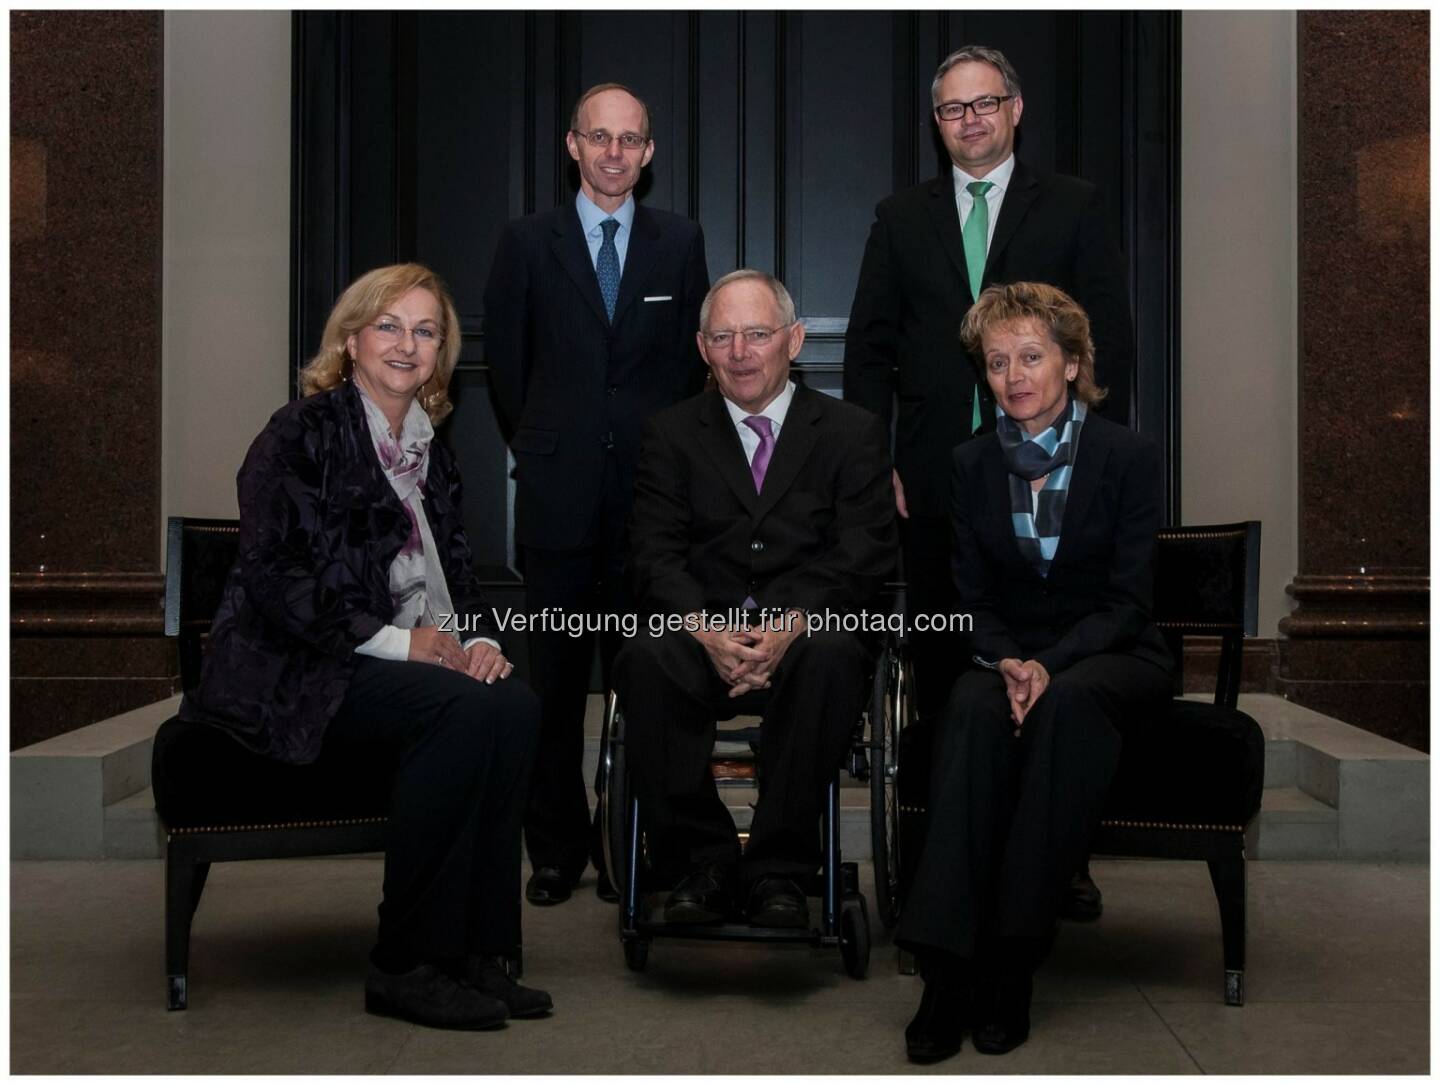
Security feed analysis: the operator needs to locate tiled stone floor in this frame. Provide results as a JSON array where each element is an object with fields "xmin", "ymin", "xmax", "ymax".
[{"xmin": 10, "ymin": 857, "xmax": 1428, "ymax": 1074}]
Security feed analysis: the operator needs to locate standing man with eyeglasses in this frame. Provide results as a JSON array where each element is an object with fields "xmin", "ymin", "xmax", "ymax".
[
  {"xmin": 484, "ymin": 82, "xmax": 709, "ymax": 907},
  {"xmin": 843, "ymin": 46, "xmax": 1134, "ymax": 920}
]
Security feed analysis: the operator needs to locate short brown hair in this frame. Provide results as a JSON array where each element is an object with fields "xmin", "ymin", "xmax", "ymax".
[
  {"xmin": 298, "ymin": 263, "xmax": 462, "ymax": 423},
  {"xmin": 570, "ymin": 82, "xmax": 652, "ymax": 141},
  {"xmin": 931, "ymin": 45, "xmax": 1023, "ymax": 106},
  {"xmin": 959, "ymin": 281, "xmax": 1107, "ymax": 407}
]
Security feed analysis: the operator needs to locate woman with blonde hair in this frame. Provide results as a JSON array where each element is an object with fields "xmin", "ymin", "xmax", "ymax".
[
  {"xmin": 182, "ymin": 263, "xmax": 552, "ymax": 1030},
  {"xmin": 898, "ymin": 282, "xmax": 1172, "ymax": 1061}
]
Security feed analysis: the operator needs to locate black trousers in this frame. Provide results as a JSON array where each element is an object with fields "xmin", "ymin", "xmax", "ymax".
[
  {"xmin": 895, "ymin": 653, "xmax": 1172, "ymax": 962},
  {"xmin": 322, "ymin": 657, "xmax": 539, "ymax": 972},
  {"xmin": 901, "ymin": 513, "xmax": 967, "ymax": 722},
  {"xmin": 521, "ymin": 465, "xmax": 631, "ymax": 878},
  {"xmin": 613, "ymin": 628, "xmax": 869, "ymax": 885}
]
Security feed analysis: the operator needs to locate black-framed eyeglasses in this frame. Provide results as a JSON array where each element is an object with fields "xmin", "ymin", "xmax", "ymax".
[
  {"xmin": 700, "ymin": 324, "xmax": 792, "ymax": 349},
  {"xmin": 367, "ymin": 319, "xmax": 444, "ymax": 350},
  {"xmin": 572, "ymin": 128, "xmax": 649, "ymax": 151},
  {"xmin": 934, "ymin": 95, "xmax": 1015, "ymax": 122}
]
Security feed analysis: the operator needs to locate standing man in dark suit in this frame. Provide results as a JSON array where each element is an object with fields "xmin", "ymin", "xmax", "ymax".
[
  {"xmin": 484, "ymin": 83, "xmax": 710, "ymax": 906},
  {"xmin": 615, "ymin": 269, "xmax": 896, "ymax": 927},
  {"xmin": 843, "ymin": 45, "xmax": 1132, "ymax": 917}
]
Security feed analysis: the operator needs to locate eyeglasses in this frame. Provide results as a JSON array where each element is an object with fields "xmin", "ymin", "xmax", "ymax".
[
  {"xmin": 934, "ymin": 95, "xmax": 1016, "ymax": 122},
  {"xmin": 366, "ymin": 319, "xmax": 444, "ymax": 350},
  {"xmin": 700, "ymin": 324, "xmax": 792, "ymax": 349},
  {"xmin": 572, "ymin": 128, "xmax": 649, "ymax": 151}
]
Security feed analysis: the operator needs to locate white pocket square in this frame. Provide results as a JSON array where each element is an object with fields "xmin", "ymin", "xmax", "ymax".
[{"xmin": 643, "ymin": 295, "xmax": 673, "ymax": 302}]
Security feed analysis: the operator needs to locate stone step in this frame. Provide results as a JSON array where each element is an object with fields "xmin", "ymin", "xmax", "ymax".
[
  {"xmin": 103, "ymin": 786, "xmax": 164, "ymax": 859},
  {"xmin": 11, "ymin": 695, "xmax": 178, "ymax": 859},
  {"xmin": 1246, "ymin": 786, "xmax": 1339, "ymax": 859},
  {"xmin": 15, "ymin": 693, "xmax": 1427, "ymax": 861}
]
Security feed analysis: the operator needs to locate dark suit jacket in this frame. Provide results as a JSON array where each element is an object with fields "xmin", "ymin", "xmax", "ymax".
[
  {"xmin": 483, "ymin": 201, "xmax": 709, "ymax": 551},
  {"xmin": 179, "ymin": 381, "xmax": 500, "ymax": 764},
  {"xmin": 844, "ymin": 160, "xmax": 1134, "ymax": 519},
  {"xmin": 950, "ymin": 413, "xmax": 1171, "ymax": 678},
  {"xmin": 628, "ymin": 384, "xmax": 897, "ymax": 619}
]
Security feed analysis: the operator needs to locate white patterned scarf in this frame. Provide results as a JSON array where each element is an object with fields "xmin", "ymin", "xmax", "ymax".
[{"xmin": 356, "ymin": 386, "xmax": 459, "ymax": 640}]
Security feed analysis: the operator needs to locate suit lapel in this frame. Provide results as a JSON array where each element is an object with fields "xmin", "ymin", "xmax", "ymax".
[
  {"xmin": 981, "ymin": 437, "xmax": 1035, "ymax": 579},
  {"xmin": 611, "ymin": 205, "xmax": 661, "ymax": 326},
  {"xmin": 547, "ymin": 205, "xmax": 609, "ymax": 327},
  {"xmin": 697, "ymin": 392, "xmax": 759, "ymax": 513},
  {"xmin": 1050, "ymin": 416, "xmax": 1110, "ymax": 570},
  {"xmin": 925, "ymin": 173, "xmax": 974, "ymax": 298},
  {"xmin": 753, "ymin": 384, "xmax": 822, "ymax": 522},
  {"xmin": 987, "ymin": 158, "xmax": 1040, "ymax": 278}
]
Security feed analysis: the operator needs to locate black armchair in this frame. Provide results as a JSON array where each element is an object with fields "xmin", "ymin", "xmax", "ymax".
[
  {"xmin": 152, "ymin": 517, "xmax": 389, "ymax": 1011},
  {"xmin": 1092, "ymin": 520, "xmax": 1265, "ymax": 1006}
]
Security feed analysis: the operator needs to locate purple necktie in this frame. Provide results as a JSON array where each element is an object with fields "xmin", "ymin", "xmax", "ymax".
[{"xmin": 742, "ymin": 415, "xmax": 775, "ymax": 492}]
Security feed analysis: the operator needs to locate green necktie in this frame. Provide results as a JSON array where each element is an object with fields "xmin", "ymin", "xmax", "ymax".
[{"xmin": 962, "ymin": 180, "xmax": 994, "ymax": 433}]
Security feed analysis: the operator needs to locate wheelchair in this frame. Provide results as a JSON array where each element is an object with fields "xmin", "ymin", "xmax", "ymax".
[{"xmin": 596, "ymin": 602, "xmax": 917, "ymax": 980}]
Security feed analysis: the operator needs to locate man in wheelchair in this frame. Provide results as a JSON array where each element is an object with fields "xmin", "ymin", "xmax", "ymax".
[{"xmin": 614, "ymin": 269, "xmax": 896, "ymax": 929}]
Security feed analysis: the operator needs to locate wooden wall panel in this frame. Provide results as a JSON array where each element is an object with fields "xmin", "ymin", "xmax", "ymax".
[{"xmin": 291, "ymin": 10, "xmax": 1182, "ymax": 579}]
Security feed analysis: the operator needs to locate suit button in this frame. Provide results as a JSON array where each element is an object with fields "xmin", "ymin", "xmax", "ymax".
[
  {"xmin": 606, "ymin": 385, "xmax": 617, "ymax": 396},
  {"xmin": 750, "ymin": 539, "xmax": 764, "ymax": 553}
]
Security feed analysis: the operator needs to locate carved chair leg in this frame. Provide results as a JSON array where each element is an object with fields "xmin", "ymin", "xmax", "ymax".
[
  {"xmin": 165, "ymin": 843, "xmax": 203, "ymax": 1010},
  {"xmin": 1207, "ymin": 852, "xmax": 1246, "ymax": 1006}
]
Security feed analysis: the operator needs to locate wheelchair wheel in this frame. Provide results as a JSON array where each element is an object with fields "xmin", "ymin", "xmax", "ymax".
[
  {"xmin": 623, "ymin": 936, "xmax": 649, "ymax": 972},
  {"xmin": 839, "ymin": 896, "xmax": 871, "ymax": 979},
  {"xmin": 598, "ymin": 692, "xmax": 629, "ymax": 907},
  {"xmin": 868, "ymin": 647, "xmax": 910, "ymax": 929}
]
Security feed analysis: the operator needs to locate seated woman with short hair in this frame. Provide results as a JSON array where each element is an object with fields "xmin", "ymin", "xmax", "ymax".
[
  {"xmin": 180, "ymin": 263, "xmax": 551, "ymax": 1031},
  {"xmin": 898, "ymin": 281, "xmax": 1173, "ymax": 1062}
]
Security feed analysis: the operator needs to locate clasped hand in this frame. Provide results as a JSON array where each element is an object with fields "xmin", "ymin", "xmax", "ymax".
[
  {"xmin": 692, "ymin": 613, "xmax": 806, "ymax": 698},
  {"xmin": 998, "ymin": 657, "xmax": 1050, "ymax": 728},
  {"xmin": 409, "ymin": 625, "xmax": 515, "ymax": 683}
]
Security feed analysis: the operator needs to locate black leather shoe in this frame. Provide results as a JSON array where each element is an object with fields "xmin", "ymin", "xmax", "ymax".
[
  {"xmin": 973, "ymin": 968, "xmax": 1032, "ymax": 1056},
  {"xmin": 905, "ymin": 974, "xmax": 967, "ymax": 1064},
  {"xmin": 595, "ymin": 868, "xmax": 619, "ymax": 903},
  {"xmin": 663, "ymin": 866, "xmax": 732, "ymax": 924},
  {"xmin": 364, "ymin": 964, "xmax": 509, "ymax": 1030},
  {"xmin": 466, "ymin": 955, "xmax": 553, "ymax": 1018},
  {"xmin": 746, "ymin": 876, "xmax": 809, "ymax": 929},
  {"xmin": 525, "ymin": 866, "xmax": 573, "ymax": 906},
  {"xmin": 1061, "ymin": 868, "xmax": 1103, "ymax": 921}
]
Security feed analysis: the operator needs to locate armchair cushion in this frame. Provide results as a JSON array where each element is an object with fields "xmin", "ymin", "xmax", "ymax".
[
  {"xmin": 1103, "ymin": 699, "xmax": 1265, "ymax": 828},
  {"xmin": 151, "ymin": 716, "xmax": 390, "ymax": 830}
]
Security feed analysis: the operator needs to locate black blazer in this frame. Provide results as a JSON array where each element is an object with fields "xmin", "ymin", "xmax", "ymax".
[
  {"xmin": 179, "ymin": 381, "xmax": 500, "ymax": 764},
  {"xmin": 950, "ymin": 413, "xmax": 1171, "ymax": 678},
  {"xmin": 844, "ymin": 160, "xmax": 1134, "ymax": 519},
  {"xmin": 483, "ymin": 202, "xmax": 709, "ymax": 550},
  {"xmin": 628, "ymin": 384, "xmax": 897, "ymax": 619}
]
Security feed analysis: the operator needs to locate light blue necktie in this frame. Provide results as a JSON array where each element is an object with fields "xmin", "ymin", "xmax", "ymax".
[
  {"xmin": 962, "ymin": 180, "xmax": 994, "ymax": 434},
  {"xmin": 597, "ymin": 218, "xmax": 621, "ymax": 321}
]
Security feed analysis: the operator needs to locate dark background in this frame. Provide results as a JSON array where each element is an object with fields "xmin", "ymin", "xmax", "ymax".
[{"xmin": 291, "ymin": 10, "xmax": 1181, "ymax": 587}]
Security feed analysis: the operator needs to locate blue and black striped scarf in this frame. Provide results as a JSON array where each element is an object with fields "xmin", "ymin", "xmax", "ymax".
[{"xmin": 995, "ymin": 394, "xmax": 1086, "ymax": 578}]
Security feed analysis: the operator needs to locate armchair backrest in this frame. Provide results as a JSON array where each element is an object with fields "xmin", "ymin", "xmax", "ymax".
[
  {"xmin": 163, "ymin": 517, "xmax": 241, "ymax": 692},
  {"xmin": 1152, "ymin": 522, "xmax": 1261, "ymax": 709}
]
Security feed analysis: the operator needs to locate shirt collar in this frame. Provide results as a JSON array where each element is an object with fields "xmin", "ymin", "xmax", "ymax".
[
  {"xmin": 575, "ymin": 190, "xmax": 636, "ymax": 237},
  {"xmin": 952, "ymin": 153, "xmax": 1015, "ymax": 197},
  {"xmin": 723, "ymin": 379, "xmax": 797, "ymax": 430}
]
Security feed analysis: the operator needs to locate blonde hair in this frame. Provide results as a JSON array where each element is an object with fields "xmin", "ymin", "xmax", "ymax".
[
  {"xmin": 959, "ymin": 281, "xmax": 1107, "ymax": 407},
  {"xmin": 298, "ymin": 263, "xmax": 462, "ymax": 423}
]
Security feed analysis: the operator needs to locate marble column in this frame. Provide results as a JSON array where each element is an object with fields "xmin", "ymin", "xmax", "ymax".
[
  {"xmin": 10, "ymin": 12, "xmax": 173, "ymax": 747},
  {"xmin": 1280, "ymin": 11, "xmax": 1429, "ymax": 749}
]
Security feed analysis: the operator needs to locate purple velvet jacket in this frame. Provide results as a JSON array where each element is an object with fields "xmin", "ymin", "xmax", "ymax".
[{"xmin": 179, "ymin": 381, "xmax": 500, "ymax": 764}]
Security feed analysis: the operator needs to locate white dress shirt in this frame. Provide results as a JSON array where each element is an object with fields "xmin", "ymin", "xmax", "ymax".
[
  {"xmin": 952, "ymin": 153, "xmax": 1016, "ymax": 251},
  {"xmin": 722, "ymin": 380, "xmax": 797, "ymax": 465}
]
